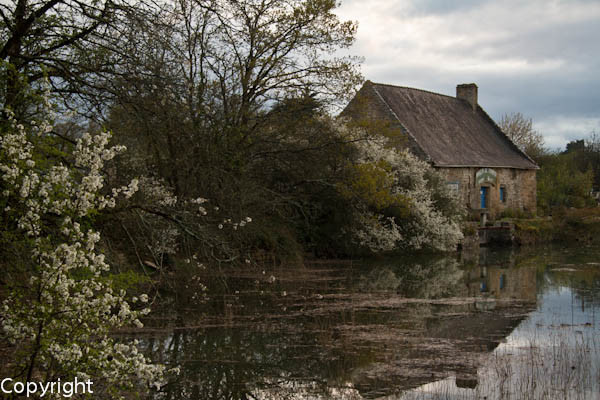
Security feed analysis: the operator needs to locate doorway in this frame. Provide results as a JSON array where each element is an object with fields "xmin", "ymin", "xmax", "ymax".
[{"xmin": 480, "ymin": 186, "xmax": 488, "ymax": 209}]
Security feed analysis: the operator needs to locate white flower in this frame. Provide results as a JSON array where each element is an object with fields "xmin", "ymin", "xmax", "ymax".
[
  {"xmin": 345, "ymin": 128, "xmax": 464, "ymax": 252},
  {"xmin": 1, "ymin": 107, "xmax": 165, "ymax": 395}
]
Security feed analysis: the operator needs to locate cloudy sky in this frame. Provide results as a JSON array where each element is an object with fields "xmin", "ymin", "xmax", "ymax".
[{"xmin": 334, "ymin": 0, "xmax": 600, "ymax": 150}]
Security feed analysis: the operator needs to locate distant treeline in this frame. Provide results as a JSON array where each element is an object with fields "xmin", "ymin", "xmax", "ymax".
[
  {"xmin": 536, "ymin": 134, "xmax": 600, "ymax": 214},
  {"xmin": 498, "ymin": 113, "xmax": 599, "ymax": 214}
]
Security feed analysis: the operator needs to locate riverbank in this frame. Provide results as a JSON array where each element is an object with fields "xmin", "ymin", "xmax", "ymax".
[
  {"xmin": 461, "ymin": 207, "xmax": 600, "ymax": 247},
  {"xmin": 512, "ymin": 207, "xmax": 600, "ymax": 245}
]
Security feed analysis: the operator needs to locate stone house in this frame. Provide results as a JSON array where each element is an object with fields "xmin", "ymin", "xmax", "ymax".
[{"xmin": 343, "ymin": 81, "xmax": 538, "ymax": 219}]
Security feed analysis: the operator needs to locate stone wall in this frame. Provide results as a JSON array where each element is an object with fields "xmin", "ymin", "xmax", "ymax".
[{"xmin": 439, "ymin": 167, "xmax": 537, "ymax": 219}]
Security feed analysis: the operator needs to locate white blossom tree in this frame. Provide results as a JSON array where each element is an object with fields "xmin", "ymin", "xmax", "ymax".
[
  {"xmin": 0, "ymin": 104, "xmax": 171, "ymax": 398},
  {"xmin": 338, "ymin": 124, "xmax": 464, "ymax": 253}
]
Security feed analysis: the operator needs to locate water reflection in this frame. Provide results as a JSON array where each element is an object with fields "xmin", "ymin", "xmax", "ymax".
[
  {"xmin": 131, "ymin": 246, "xmax": 600, "ymax": 399},
  {"xmin": 464, "ymin": 248, "xmax": 537, "ymax": 303},
  {"xmin": 399, "ymin": 248, "xmax": 600, "ymax": 400}
]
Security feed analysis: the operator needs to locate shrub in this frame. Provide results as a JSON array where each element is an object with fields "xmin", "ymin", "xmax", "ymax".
[{"xmin": 336, "ymin": 128, "xmax": 464, "ymax": 252}]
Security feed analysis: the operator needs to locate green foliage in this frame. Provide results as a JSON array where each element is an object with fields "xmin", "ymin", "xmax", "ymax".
[
  {"xmin": 513, "ymin": 218, "xmax": 555, "ymax": 245},
  {"xmin": 499, "ymin": 207, "xmax": 535, "ymax": 219},
  {"xmin": 106, "ymin": 270, "xmax": 152, "ymax": 294},
  {"xmin": 582, "ymin": 132, "xmax": 600, "ymax": 189},
  {"xmin": 335, "ymin": 133, "xmax": 464, "ymax": 253},
  {"xmin": 424, "ymin": 168, "xmax": 466, "ymax": 221},
  {"xmin": 340, "ymin": 161, "xmax": 410, "ymax": 214},
  {"xmin": 536, "ymin": 152, "xmax": 595, "ymax": 214},
  {"xmin": 251, "ymin": 221, "xmax": 304, "ymax": 261},
  {"xmin": 461, "ymin": 223, "xmax": 477, "ymax": 236},
  {"xmin": 556, "ymin": 208, "xmax": 600, "ymax": 244},
  {"xmin": 512, "ymin": 208, "xmax": 600, "ymax": 245}
]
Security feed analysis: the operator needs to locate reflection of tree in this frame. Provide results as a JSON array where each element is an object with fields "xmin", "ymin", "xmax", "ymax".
[
  {"xmin": 547, "ymin": 269, "xmax": 600, "ymax": 309},
  {"xmin": 134, "ymin": 251, "xmax": 542, "ymax": 399},
  {"xmin": 133, "ymin": 329, "xmax": 255, "ymax": 399},
  {"xmin": 150, "ymin": 328, "xmax": 283, "ymax": 399},
  {"xmin": 138, "ymin": 321, "xmax": 377, "ymax": 400},
  {"xmin": 519, "ymin": 245, "xmax": 600, "ymax": 307},
  {"xmin": 404, "ymin": 259, "xmax": 465, "ymax": 299},
  {"xmin": 573, "ymin": 277, "xmax": 600, "ymax": 309},
  {"xmin": 359, "ymin": 258, "xmax": 465, "ymax": 299},
  {"xmin": 358, "ymin": 268, "xmax": 402, "ymax": 292}
]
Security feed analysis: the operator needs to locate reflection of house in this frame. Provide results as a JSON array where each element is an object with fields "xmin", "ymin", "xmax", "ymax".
[
  {"xmin": 468, "ymin": 265, "xmax": 537, "ymax": 302},
  {"xmin": 343, "ymin": 81, "xmax": 539, "ymax": 218},
  {"xmin": 463, "ymin": 247, "xmax": 537, "ymax": 302}
]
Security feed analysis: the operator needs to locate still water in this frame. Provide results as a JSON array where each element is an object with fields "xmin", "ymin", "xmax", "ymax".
[{"xmin": 136, "ymin": 245, "xmax": 600, "ymax": 399}]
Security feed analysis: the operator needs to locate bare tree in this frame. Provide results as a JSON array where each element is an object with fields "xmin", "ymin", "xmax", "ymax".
[
  {"xmin": 106, "ymin": 0, "xmax": 363, "ymax": 193},
  {"xmin": 0, "ymin": 0, "xmax": 162, "ymax": 118},
  {"xmin": 499, "ymin": 112, "xmax": 546, "ymax": 160}
]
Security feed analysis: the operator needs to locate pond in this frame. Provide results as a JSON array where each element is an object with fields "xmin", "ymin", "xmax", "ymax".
[{"xmin": 133, "ymin": 245, "xmax": 600, "ymax": 400}]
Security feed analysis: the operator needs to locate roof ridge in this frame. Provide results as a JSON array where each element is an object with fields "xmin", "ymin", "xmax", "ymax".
[{"xmin": 369, "ymin": 81, "xmax": 458, "ymax": 101}]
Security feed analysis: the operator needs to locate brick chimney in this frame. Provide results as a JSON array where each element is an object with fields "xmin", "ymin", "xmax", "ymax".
[{"xmin": 456, "ymin": 83, "xmax": 478, "ymax": 111}]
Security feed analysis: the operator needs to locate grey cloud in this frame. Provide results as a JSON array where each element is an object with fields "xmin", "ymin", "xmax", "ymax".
[
  {"xmin": 337, "ymin": 0, "xmax": 600, "ymax": 149},
  {"xmin": 408, "ymin": 0, "xmax": 495, "ymax": 16}
]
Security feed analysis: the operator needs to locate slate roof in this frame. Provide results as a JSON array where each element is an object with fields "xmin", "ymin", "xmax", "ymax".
[{"xmin": 344, "ymin": 81, "xmax": 538, "ymax": 170}]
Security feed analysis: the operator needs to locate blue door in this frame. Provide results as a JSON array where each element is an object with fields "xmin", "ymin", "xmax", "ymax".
[{"xmin": 480, "ymin": 187, "xmax": 488, "ymax": 208}]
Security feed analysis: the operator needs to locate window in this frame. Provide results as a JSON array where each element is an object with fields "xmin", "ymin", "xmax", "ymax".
[
  {"xmin": 500, "ymin": 186, "xmax": 507, "ymax": 203},
  {"xmin": 447, "ymin": 181, "xmax": 459, "ymax": 198}
]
